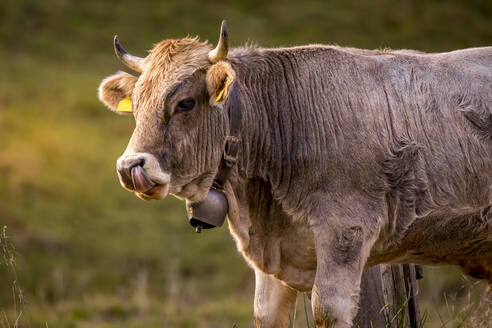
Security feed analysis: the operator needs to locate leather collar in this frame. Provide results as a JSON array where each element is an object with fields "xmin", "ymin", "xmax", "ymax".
[{"xmin": 214, "ymin": 83, "xmax": 242, "ymax": 189}]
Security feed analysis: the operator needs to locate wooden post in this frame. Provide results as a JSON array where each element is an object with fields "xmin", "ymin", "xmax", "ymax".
[{"xmin": 353, "ymin": 264, "xmax": 422, "ymax": 328}]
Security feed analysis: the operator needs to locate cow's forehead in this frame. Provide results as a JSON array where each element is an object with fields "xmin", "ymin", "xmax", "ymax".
[
  {"xmin": 145, "ymin": 37, "xmax": 211, "ymax": 72},
  {"xmin": 133, "ymin": 38, "xmax": 211, "ymax": 111}
]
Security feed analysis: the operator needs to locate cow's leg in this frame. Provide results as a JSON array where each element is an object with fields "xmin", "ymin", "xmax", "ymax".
[
  {"xmin": 254, "ymin": 269, "xmax": 298, "ymax": 328},
  {"xmin": 309, "ymin": 195, "xmax": 382, "ymax": 328},
  {"xmin": 310, "ymin": 227, "xmax": 365, "ymax": 328}
]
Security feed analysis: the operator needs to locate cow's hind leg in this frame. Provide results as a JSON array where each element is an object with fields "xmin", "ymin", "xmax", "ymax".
[
  {"xmin": 309, "ymin": 193, "xmax": 383, "ymax": 328},
  {"xmin": 254, "ymin": 269, "xmax": 298, "ymax": 328}
]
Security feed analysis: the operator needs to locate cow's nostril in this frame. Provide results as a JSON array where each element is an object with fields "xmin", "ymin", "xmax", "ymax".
[{"xmin": 118, "ymin": 158, "xmax": 143, "ymax": 171}]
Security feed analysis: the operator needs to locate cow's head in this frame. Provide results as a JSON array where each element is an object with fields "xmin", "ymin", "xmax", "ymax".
[{"xmin": 98, "ymin": 21, "xmax": 236, "ymax": 202}]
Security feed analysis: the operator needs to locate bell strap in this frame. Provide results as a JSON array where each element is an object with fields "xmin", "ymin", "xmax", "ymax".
[{"xmin": 214, "ymin": 82, "xmax": 242, "ymax": 189}]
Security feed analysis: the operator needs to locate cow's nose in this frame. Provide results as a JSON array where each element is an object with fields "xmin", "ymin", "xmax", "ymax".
[{"xmin": 116, "ymin": 155, "xmax": 144, "ymax": 189}]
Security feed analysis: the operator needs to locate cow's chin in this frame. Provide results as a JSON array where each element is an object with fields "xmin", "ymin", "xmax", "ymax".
[
  {"xmin": 170, "ymin": 181, "xmax": 213, "ymax": 203},
  {"xmin": 134, "ymin": 183, "xmax": 170, "ymax": 201}
]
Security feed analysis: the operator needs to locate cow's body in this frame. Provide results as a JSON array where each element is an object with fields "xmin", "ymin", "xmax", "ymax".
[
  {"xmin": 99, "ymin": 25, "xmax": 491, "ymax": 327},
  {"xmin": 225, "ymin": 45, "xmax": 492, "ymax": 291}
]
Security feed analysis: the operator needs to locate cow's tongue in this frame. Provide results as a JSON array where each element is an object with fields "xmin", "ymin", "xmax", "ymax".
[{"xmin": 131, "ymin": 165, "xmax": 156, "ymax": 193}]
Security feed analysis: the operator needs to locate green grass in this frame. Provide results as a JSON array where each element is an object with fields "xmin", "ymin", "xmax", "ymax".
[
  {"xmin": 0, "ymin": 0, "xmax": 491, "ymax": 327},
  {"xmin": 0, "ymin": 53, "xmax": 253, "ymax": 327}
]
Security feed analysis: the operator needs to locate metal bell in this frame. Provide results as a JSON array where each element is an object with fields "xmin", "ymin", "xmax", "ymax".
[{"xmin": 186, "ymin": 188, "xmax": 228, "ymax": 233}]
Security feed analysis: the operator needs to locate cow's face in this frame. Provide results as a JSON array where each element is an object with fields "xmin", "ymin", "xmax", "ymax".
[{"xmin": 98, "ymin": 23, "xmax": 235, "ymax": 202}]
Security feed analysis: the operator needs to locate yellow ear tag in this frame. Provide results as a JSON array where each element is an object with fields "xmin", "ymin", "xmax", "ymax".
[
  {"xmin": 117, "ymin": 96, "xmax": 133, "ymax": 113},
  {"xmin": 216, "ymin": 87, "xmax": 226, "ymax": 102}
]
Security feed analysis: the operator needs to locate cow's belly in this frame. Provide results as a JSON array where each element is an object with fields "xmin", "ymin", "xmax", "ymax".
[
  {"xmin": 236, "ymin": 206, "xmax": 492, "ymax": 291},
  {"xmin": 368, "ymin": 206, "xmax": 492, "ymax": 267}
]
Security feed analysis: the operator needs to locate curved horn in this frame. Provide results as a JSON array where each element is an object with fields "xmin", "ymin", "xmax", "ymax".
[
  {"xmin": 208, "ymin": 20, "xmax": 229, "ymax": 63},
  {"xmin": 114, "ymin": 35, "xmax": 143, "ymax": 73}
]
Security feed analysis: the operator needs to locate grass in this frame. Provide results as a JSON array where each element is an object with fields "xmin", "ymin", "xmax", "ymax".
[
  {"xmin": 1, "ymin": 226, "xmax": 24, "ymax": 328},
  {"xmin": 0, "ymin": 0, "xmax": 491, "ymax": 327},
  {"xmin": 420, "ymin": 270, "xmax": 492, "ymax": 328}
]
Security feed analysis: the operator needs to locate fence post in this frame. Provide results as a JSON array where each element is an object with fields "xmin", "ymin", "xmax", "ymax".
[{"xmin": 353, "ymin": 264, "xmax": 423, "ymax": 328}]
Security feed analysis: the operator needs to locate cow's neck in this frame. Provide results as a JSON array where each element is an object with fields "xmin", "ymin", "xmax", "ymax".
[{"xmin": 228, "ymin": 46, "xmax": 335, "ymax": 205}]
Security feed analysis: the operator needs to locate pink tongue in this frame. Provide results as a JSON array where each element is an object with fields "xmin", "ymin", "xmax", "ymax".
[{"xmin": 131, "ymin": 165, "xmax": 156, "ymax": 193}]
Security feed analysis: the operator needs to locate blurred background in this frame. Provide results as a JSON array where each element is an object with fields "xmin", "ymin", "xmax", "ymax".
[{"xmin": 0, "ymin": 0, "xmax": 491, "ymax": 327}]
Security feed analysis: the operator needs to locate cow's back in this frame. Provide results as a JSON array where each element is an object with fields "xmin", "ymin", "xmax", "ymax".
[{"xmin": 341, "ymin": 46, "xmax": 492, "ymax": 215}]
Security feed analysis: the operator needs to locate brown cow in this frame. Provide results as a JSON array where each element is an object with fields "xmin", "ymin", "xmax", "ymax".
[{"xmin": 98, "ymin": 21, "xmax": 492, "ymax": 327}]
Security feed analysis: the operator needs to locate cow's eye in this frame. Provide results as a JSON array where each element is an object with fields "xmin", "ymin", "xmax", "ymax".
[{"xmin": 176, "ymin": 98, "xmax": 195, "ymax": 112}]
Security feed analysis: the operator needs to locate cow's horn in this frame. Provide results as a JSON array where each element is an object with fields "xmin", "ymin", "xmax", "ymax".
[
  {"xmin": 208, "ymin": 20, "xmax": 229, "ymax": 63},
  {"xmin": 114, "ymin": 35, "xmax": 143, "ymax": 73}
]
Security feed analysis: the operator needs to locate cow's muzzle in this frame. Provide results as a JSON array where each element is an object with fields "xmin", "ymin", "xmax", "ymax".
[
  {"xmin": 116, "ymin": 152, "xmax": 170, "ymax": 200},
  {"xmin": 131, "ymin": 165, "xmax": 156, "ymax": 193}
]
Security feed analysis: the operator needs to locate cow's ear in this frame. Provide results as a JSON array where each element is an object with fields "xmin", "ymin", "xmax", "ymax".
[
  {"xmin": 98, "ymin": 71, "xmax": 137, "ymax": 114},
  {"xmin": 206, "ymin": 61, "xmax": 236, "ymax": 106}
]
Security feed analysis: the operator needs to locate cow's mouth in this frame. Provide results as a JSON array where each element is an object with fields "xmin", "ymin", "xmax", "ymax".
[
  {"xmin": 131, "ymin": 165, "xmax": 169, "ymax": 200},
  {"xmin": 131, "ymin": 165, "xmax": 156, "ymax": 192}
]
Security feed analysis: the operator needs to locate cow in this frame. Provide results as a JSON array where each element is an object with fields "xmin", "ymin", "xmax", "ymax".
[{"xmin": 98, "ymin": 21, "xmax": 492, "ymax": 328}]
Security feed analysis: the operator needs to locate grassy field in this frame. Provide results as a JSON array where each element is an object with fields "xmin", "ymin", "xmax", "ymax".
[{"xmin": 0, "ymin": 0, "xmax": 491, "ymax": 327}]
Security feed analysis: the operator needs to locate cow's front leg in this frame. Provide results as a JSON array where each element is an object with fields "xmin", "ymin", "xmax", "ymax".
[
  {"xmin": 309, "ymin": 196, "xmax": 382, "ymax": 328},
  {"xmin": 254, "ymin": 269, "xmax": 298, "ymax": 328}
]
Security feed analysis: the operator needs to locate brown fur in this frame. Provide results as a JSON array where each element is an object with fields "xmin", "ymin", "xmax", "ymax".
[
  {"xmin": 99, "ymin": 31, "xmax": 492, "ymax": 327},
  {"xmin": 136, "ymin": 38, "xmax": 211, "ymax": 112}
]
